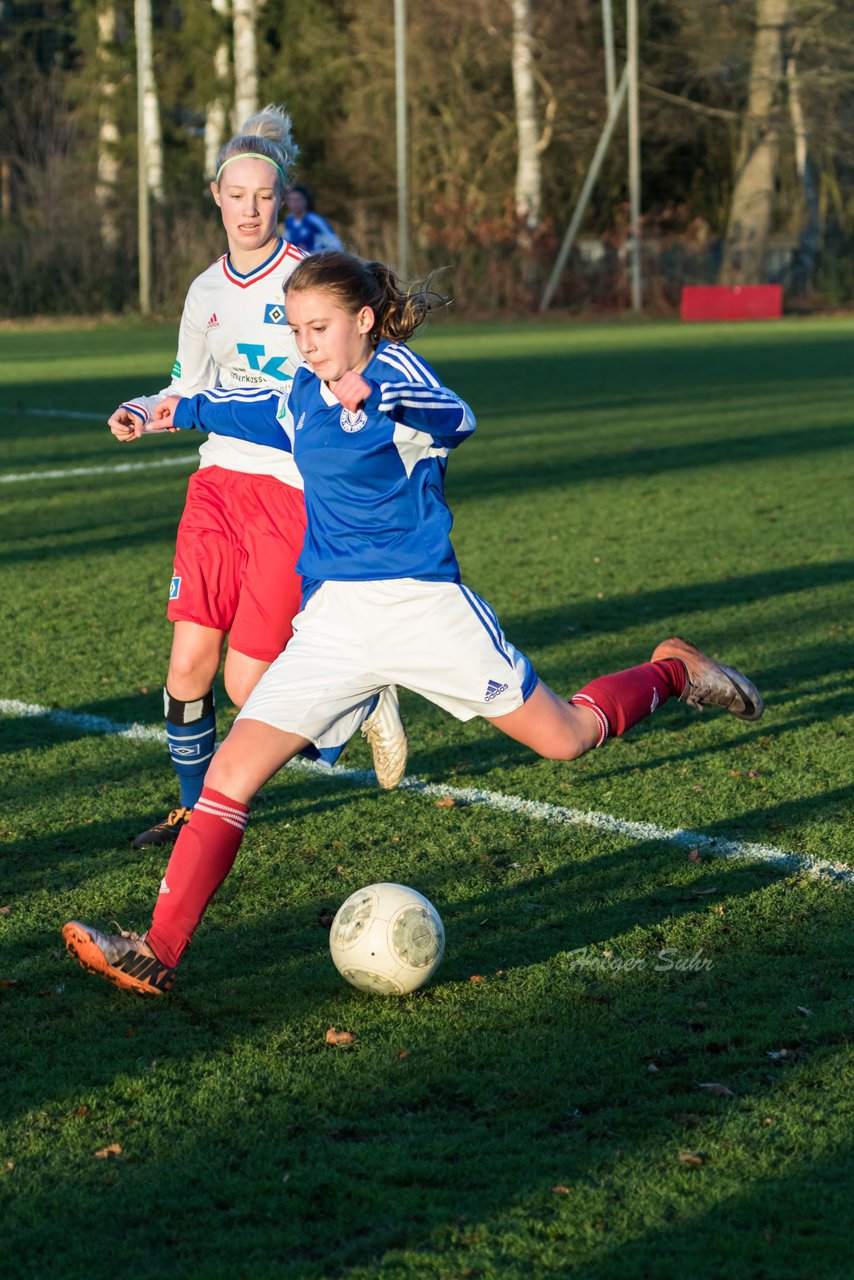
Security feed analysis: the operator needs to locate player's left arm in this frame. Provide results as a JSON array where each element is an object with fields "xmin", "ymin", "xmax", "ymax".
[{"xmin": 334, "ymin": 372, "xmax": 475, "ymax": 449}]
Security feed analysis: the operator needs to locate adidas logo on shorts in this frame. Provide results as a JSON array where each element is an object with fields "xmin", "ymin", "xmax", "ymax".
[{"xmin": 484, "ymin": 679, "xmax": 509, "ymax": 702}]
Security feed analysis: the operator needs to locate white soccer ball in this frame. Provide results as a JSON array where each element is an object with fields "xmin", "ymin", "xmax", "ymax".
[{"xmin": 329, "ymin": 882, "xmax": 445, "ymax": 995}]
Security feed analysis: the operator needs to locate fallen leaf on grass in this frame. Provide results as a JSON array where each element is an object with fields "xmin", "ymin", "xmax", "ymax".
[
  {"xmin": 678, "ymin": 1152, "xmax": 705, "ymax": 1165},
  {"xmin": 697, "ymin": 1082, "xmax": 735, "ymax": 1097},
  {"xmin": 395, "ymin": 1049, "xmax": 409, "ymax": 1060},
  {"xmin": 688, "ymin": 850, "xmax": 702, "ymax": 863},
  {"xmin": 468, "ymin": 974, "xmax": 484, "ymax": 984},
  {"xmin": 71, "ymin": 1105, "xmax": 91, "ymax": 1118},
  {"xmin": 730, "ymin": 769, "xmax": 761, "ymax": 779},
  {"xmin": 551, "ymin": 1185, "xmax": 572, "ymax": 1194},
  {"xmin": 0, "ymin": 905, "xmax": 11, "ymax": 915},
  {"xmin": 325, "ymin": 1027, "xmax": 355, "ymax": 1047},
  {"xmin": 435, "ymin": 796, "xmax": 456, "ymax": 808},
  {"xmin": 94, "ymin": 1143, "xmax": 122, "ymax": 1159}
]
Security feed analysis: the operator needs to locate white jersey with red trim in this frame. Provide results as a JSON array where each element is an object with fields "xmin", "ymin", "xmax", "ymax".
[{"xmin": 120, "ymin": 238, "xmax": 306, "ymax": 486}]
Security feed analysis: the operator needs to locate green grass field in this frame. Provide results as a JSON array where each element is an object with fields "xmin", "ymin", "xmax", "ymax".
[{"xmin": 1, "ymin": 315, "xmax": 852, "ymax": 1279}]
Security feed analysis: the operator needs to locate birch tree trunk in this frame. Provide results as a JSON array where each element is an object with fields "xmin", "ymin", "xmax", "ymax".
[
  {"xmin": 95, "ymin": 1, "xmax": 120, "ymax": 247},
  {"xmin": 232, "ymin": 0, "xmax": 258, "ymax": 131},
  {"xmin": 205, "ymin": 0, "xmax": 231, "ymax": 176},
  {"xmin": 135, "ymin": 0, "xmax": 164, "ymax": 203},
  {"xmin": 720, "ymin": 0, "xmax": 789, "ymax": 284},
  {"xmin": 511, "ymin": 0, "xmax": 541, "ymax": 234},
  {"xmin": 787, "ymin": 53, "xmax": 820, "ymax": 293}
]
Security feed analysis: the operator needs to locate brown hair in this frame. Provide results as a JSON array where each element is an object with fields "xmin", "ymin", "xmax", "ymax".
[{"xmin": 284, "ymin": 251, "xmax": 449, "ymax": 345}]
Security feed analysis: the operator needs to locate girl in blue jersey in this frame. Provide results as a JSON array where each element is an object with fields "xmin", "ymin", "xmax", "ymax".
[
  {"xmin": 284, "ymin": 184, "xmax": 343, "ymax": 253},
  {"xmin": 63, "ymin": 251, "xmax": 765, "ymax": 997}
]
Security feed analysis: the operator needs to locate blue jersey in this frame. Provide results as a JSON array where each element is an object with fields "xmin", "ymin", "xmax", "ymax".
[
  {"xmin": 172, "ymin": 340, "xmax": 475, "ymax": 596},
  {"xmin": 283, "ymin": 212, "xmax": 343, "ymax": 254}
]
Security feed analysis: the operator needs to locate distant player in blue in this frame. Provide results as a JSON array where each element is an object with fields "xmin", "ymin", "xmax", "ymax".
[
  {"xmin": 63, "ymin": 251, "xmax": 765, "ymax": 997},
  {"xmin": 284, "ymin": 184, "xmax": 343, "ymax": 253}
]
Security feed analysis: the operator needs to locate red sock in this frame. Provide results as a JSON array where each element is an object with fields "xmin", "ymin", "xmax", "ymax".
[
  {"xmin": 146, "ymin": 787, "xmax": 250, "ymax": 969},
  {"xmin": 570, "ymin": 658, "xmax": 685, "ymax": 745}
]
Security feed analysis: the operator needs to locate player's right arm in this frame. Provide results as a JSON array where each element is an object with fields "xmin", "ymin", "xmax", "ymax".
[
  {"xmin": 156, "ymin": 388, "xmax": 290, "ymax": 453},
  {"xmin": 107, "ymin": 282, "xmax": 218, "ymax": 437}
]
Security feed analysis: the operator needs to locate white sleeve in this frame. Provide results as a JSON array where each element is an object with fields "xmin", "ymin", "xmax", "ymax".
[{"xmin": 117, "ymin": 284, "xmax": 218, "ymax": 425}]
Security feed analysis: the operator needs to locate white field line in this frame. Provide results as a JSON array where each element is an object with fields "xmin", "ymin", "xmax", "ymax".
[
  {"xmin": 3, "ymin": 698, "xmax": 851, "ymax": 887},
  {"xmin": 1, "ymin": 455, "xmax": 196, "ymax": 484},
  {"xmin": 0, "ymin": 404, "xmax": 195, "ymax": 483},
  {"xmin": 0, "ymin": 407, "xmax": 106, "ymax": 420}
]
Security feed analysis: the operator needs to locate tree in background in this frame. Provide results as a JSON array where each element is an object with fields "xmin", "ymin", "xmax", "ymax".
[
  {"xmin": 2, "ymin": 0, "xmax": 854, "ymax": 316},
  {"xmin": 720, "ymin": 0, "xmax": 790, "ymax": 285}
]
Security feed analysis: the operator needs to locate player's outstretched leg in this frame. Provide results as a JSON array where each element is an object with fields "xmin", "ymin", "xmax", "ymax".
[
  {"xmin": 62, "ymin": 922, "xmax": 176, "ymax": 996},
  {"xmin": 652, "ymin": 637, "xmax": 764, "ymax": 721},
  {"xmin": 361, "ymin": 685, "xmax": 408, "ymax": 789}
]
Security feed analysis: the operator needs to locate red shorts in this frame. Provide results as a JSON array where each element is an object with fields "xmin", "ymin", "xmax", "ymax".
[{"xmin": 168, "ymin": 466, "xmax": 307, "ymax": 662}]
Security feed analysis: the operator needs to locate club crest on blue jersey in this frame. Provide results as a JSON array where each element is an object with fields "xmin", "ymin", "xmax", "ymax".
[
  {"xmin": 340, "ymin": 408, "xmax": 367, "ymax": 433},
  {"xmin": 264, "ymin": 303, "xmax": 288, "ymax": 325},
  {"xmin": 169, "ymin": 575, "xmax": 181, "ymax": 600}
]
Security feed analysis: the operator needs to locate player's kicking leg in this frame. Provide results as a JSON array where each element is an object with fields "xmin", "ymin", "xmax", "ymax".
[
  {"xmin": 487, "ymin": 637, "xmax": 764, "ymax": 758},
  {"xmin": 361, "ymin": 685, "xmax": 408, "ymax": 789}
]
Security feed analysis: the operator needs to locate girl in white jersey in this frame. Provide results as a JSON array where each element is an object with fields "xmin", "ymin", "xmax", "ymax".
[
  {"xmin": 64, "ymin": 251, "xmax": 765, "ymax": 997},
  {"xmin": 107, "ymin": 110, "xmax": 406, "ymax": 851}
]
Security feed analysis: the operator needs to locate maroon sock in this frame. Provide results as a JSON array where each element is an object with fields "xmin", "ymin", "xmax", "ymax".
[
  {"xmin": 570, "ymin": 658, "xmax": 685, "ymax": 745},
  {"xmin": 146, "ymin": 787, "xmax": 250, "ymax": 969}
]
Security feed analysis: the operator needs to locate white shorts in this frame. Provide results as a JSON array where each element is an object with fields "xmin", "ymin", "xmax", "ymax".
[{"xmin": 237, "ymin": 578, "xmax": 538, "ymax": 748}]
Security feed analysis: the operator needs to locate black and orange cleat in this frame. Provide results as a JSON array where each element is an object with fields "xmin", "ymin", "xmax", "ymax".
[
  {"xmin": 62, "ymin": 921, "xmax": 175, "ymax": 996},
  {"xmin": 133, "ymin": 806, "xmax": 192, "ymax": 850},
  {"xmin": 652, "ymin": 636, "xmax": 765, "ymax": 722}
]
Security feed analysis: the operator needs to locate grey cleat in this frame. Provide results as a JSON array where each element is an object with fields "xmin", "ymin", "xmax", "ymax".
[{"xmin": 652, "ymin": 636, "xmax": 765, "ymax": 722}]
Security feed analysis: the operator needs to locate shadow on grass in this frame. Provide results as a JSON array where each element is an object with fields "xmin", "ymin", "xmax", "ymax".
[{"xmin": 3, "ymin": 852, "xmax": 851, "ymax": 1278}]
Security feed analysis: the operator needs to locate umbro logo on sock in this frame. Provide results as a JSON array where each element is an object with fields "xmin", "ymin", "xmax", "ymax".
[
  {"xmin": 159, "ymin": 878, "xmax": 170, "ymax": 895},
  {"xmin": 484, "ymin": 679, "xmax": 509, "ymax": 702}
]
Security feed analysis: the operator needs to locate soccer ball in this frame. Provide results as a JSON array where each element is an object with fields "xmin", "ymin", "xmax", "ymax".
[{"xmin": 329, "ymin": 882, "xmax": 445, "ymax": 995}]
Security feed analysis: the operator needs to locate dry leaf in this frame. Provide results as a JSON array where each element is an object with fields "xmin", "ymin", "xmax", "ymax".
[
  {"xmin": 71, "ymin": 1105, "xmax": 91, "ymax": 1118},
  {"xmin": 435, "ymin": 796, "xmax": 456, "ymax": 808},
  {"xmin": 688, "ymin": 849, "xmax": 702, "ymax": 863},
  {"xmin": 552, "ymin": 1185, "xmax": 572, "ymax": 1194},
  {"xmin": 395, "ymin": 1049, "xmax": 409, "ymax": 1060},
  {"xmin": 697, "ymin": 1082, "xmax": 734, "ymax": 1097},
  {"xmin": 325, "ymin": 1027, "xmax": 355, "ymax": 1047},
  {"xmin": 468, "ymin": 974, "xmax": 484, "ymax": 984},
  {"xmin": 94, "ymin": 1143, "xmax": 122, "ymax": 1159},
  {"xmin": 0, "ymin": 905, "xmax": 11, "ymax": 915},
  {"xmin": 678, "ymin": 1152, "xmax": 704, "ymax": 1165}
]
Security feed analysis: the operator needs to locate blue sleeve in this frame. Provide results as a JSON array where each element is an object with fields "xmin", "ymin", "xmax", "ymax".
[
  {"xmin": 173, "ymin": 388, "xmax": 291, "ymax": 452},
  {"xmin": 364, "ymin": 380, "xmax": 475, "ymax": 449}
]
